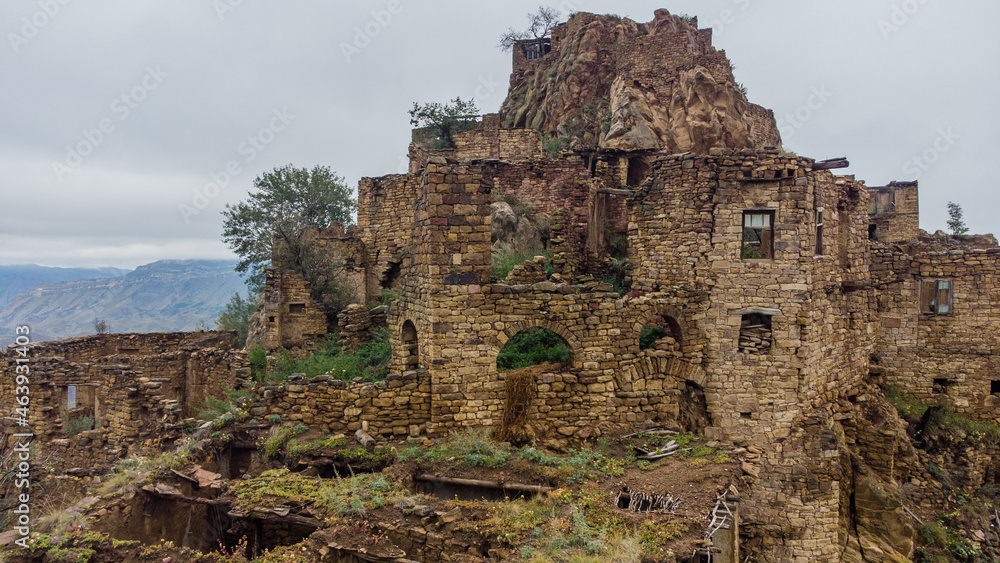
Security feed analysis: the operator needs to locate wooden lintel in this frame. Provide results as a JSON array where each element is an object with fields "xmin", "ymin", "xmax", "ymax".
[
  {"xmin": 416, "ymin": 474, "xmax": 554, "ymax": 494},
  {"xmin": 597, "ymin": 188, "xmax": 633, "ymax": 196},
  {"xmin": 812, "ymin": 158, "xmax": 850, "ymax": 170}
]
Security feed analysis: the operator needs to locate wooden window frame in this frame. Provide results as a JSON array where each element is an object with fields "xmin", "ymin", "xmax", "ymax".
[
  {"xmin": 742, "ymin": 210, "xmax": 775, "ymax": 260},
  {"xmin": 919, "ymin": 279, "xmax": 953, "ymax": 315}
]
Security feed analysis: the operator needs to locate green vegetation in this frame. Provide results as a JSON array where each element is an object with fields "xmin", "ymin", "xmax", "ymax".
[
  {"xmin": 408, "ymin": 97, "xmax": 480, "ymax": 149},
  {"xmin": 262, "ymin": 328, "xmax": 392, "ymax": 382},
  {"xmin": 638, "ymin": 325, "xmax": 668, "ymax": 351},
  {"xmin": 284, "ymin": 435, "xmax": 397, "ymax": 469},
  {"xmin": 99, "ymin": 439, "xmax": 200, "ymax": 497},
  {"xmin": 497, "ymin": 327, "xmax": 570, "ymax": 371},
  {"xmin": 65, "ymin": 415, "xmax": 94, "ymax": 437},
  {"xmin": 493, "ymin": 246, "xmax": 553, "ymax": 281},
  {"xmin": 230, "ymin": 468, "xmax": 420, "ymax": 520},
  {"xmin": 216, "ymin": 290, "xmax": 259, "ymax": 347},
  {"xmin": 498, "ymin": 6, "xmax": 561, "ymax": 52},
  {"xmin": 885, "ymin": 385, "xmax": 1000, "ymax": 442},
  {"xmin": 196, "ymin": 387, "xmax": 252, "ymax": 424},
  {"xmin": 601, "ymin": 257, "xmax": 630, "ymax": 297},
  {"xmin": 261, "ymin": 423, "xmax": 310, "ymax": 459},
  {"xmin": 221, "ymin": 164, "xmax": 357, "ymax": 318},
  {"xmin": 947, "ymin": 201, "xmax": 969, "ymax": 237},
  {"xmin": 542, "ymin": 135, "xmax": 565, "ymax": 158}
]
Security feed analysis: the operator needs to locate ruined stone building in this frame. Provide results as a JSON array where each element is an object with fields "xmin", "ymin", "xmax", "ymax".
[{"xmin": 6, "ymin": 9, "xmax": 998, "ymax": 562}]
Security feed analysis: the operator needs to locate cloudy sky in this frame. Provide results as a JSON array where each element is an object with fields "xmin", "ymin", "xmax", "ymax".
[{"xmin": 1, "ymin": 1, "xmax": 996, "ymax": 269}]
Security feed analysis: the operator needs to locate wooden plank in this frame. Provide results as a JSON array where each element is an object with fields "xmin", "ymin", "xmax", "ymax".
[{"xmin": 416, "ymin": 474, "xmax": 553, "ymax": 494}]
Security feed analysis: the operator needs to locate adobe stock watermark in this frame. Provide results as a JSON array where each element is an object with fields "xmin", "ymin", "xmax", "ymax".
[
  {"xmin": 213, "ymin": 0, "xmax": 246, "ymax": 22},
  {"xmin": 902, "ymin": 127, "xmax": 958, "ymax": 180},
  {"xmin": 179, "ymin": 107, "xmax": 296, "ymax": 223},
  {"xmin": 341, "ymin": 0, "xmax": 405, "ymax": 64},
  {"xmin": 879, "ymin": 0, "xmax": 933, "ymax": 40},
  {"xmin": 51, "ymin": 65, "xmax": 168, "ymax": 182},
  {"xmin": 7, "ymin": 0, "xmax": 72, "ymax": 54},
  {"xmin": 776, "ymin": 85, "xmax": 833, "ymax": 141},
  {"xmin": 705, "ymin": 0, "xmax": 752, "ymax": 36}
]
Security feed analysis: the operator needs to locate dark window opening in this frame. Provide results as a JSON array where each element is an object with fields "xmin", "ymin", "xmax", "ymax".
[
  {"xmin": 739, "ymin": 313, "xmax": 772, "ymax": 354},
  {"xmin": 740, "ymin": 412, "xmax": 752, "ymax": 420},
  {"xmin": 382, "ymin": 261, "xmax": 402, "ymax": 290},
  {"xmin": 742, "ymin": 211, "xmax": 774, "ymax": 259},
  {"xmin": 288, "ymin": 303, "xmax": 306, "ymax": 315},
  {"xmin": 868, "ymin": 223, "xmax": 878, "ymax": 241},
  {"xmin": 869, "ymin": 190, "xmax": 896, "ymax": 215},
  {"xmin": 815, "ymin": 209, "xmax": 824, "ymax": 256},
  {"xmin": 401, "ymin": 320, "xmax": 419, "ymax": 372},
  {"xmin": 627, "ymin": 157, "xmax": 651, "ymax": 187},
  {"xmin": 268, "ymin": 316, "xmax": 276, "ymax": 323},
  {"xmin": 933, "ymin": 378, "xmax": 952, "ymax": 394},
  {"xmin": 521, "ymin": 39, "xmax": 552, "ymax": 60},
  {"xmin": 991, "ymin": 381, "xmax": 1000, "ymax": 395},
  {"xmin": 920, "ymin": 279, "xmax": 953, "ymax": 315}
]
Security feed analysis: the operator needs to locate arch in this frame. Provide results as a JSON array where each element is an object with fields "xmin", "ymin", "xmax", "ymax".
[
  {"xmin": 634, "ymin": 308, "xmax": 686, "ymax": 350},
  {"xmin": 400, "ymin": 319, "xmax": 419, "ymax": 371},
  {"xmin": 496, "ymin": 319, "xmax": 580, "ymax": 358}
]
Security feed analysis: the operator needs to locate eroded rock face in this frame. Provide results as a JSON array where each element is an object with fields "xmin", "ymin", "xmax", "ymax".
[
  {"xmin": 499, "ymin": 9, "xmax": 781, "ymax": 153},
  {"xmin": 841, "ymin": 473, "xmax": 917, "ymax": 562},
  {"xmin": 491, "ymin": 201, "xmax": 542, "ymax": 252}
]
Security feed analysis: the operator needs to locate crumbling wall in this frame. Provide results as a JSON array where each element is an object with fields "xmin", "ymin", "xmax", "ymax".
[
  {"xmin": 254, "ymin": 371, "xmax": 431, "ymax": 439},
  {"xmin": 873, "ymin": 242, "xmax": 1000, "ymax": 420},
  {"xmin": 0, "ymin": 332, "xmax": 245, "ymax": 471},
  {"xmin": 246, "ymin": 269, "xmax": 328, "ymax": 358},
  {"xmin": 868, "ymin": 181, "xmax": 919, "ymax": 243}
]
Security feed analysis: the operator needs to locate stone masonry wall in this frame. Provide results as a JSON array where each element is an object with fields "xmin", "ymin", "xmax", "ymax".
[
  {"xmin": 868, "ymin": 181, "xmax": 919, "ymax": 243},
  {"xmin": 873, "ymin": 242, "xmax": 1000, "ymax": 420},
  {"xmin": 0, "ymin": 332, "xmax": 245, "ymax": 472}
]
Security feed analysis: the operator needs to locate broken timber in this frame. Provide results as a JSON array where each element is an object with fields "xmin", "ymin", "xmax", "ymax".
[
  {"xmin": 416, "ymin": 474, "xmax": 553, "ymax": 494},
  {"xmin": 811, "ymin": 157, "xmax": 849, "ymax": 170}
]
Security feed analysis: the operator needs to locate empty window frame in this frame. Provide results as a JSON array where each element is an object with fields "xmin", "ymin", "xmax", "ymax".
[
  {"xmin": 919, "ymin": 279, "xmax": 953, "ymax": 315},
  {"xmin": 991, "ymin": 381, "xmax": 1000, "ymax": 396},
  {"xmin": 288, "ymin": 303, "xmax": 306, "ymax": 315},
  {"xmin": 742, "ymin": 211, "xmax": 775, "ymax": 259},
  {"xmin": 815, "ymin": 208, "xmax": 824, "ymax": 256},
  {"xmin": 739, "ymin": 313, "xmax": 772, "ymax": 354},
  {"xmin": 67, "ymin": 385, "xmax": 77, "ymax": 410}
]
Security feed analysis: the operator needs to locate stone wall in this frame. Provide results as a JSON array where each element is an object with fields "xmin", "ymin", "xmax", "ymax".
[
  {"xmin": 873, "ymin": 241, "xmax": 1000, "ymax": 420},
  {"xmin": 247, "ymin": 269, "xmax": 328, "ymax": 359},
  {"xmin": 868, "ymin": 181, "xmax": 919, "ymax": 243},
  {"xmin": 253, "ymin": 370, "xmax": 431, "ymax": 439},
  {"xmin": 0, "ymin": 332, "xmax": 246, "ymax": 471}
]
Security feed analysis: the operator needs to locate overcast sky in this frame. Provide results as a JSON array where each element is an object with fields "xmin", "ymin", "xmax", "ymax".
[{"xmin": 1, "ymin": 1, "xmax": 996, "ymax": 269}]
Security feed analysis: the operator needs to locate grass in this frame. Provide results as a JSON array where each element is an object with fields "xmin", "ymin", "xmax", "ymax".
[
  {"xmin": 497, "ymin": 327, "xmax": 570, "ymax": 371},
  {"xmin": 261, "ymin": 423, "xmax": 309, "ymax": 459},
  {"xmin": 885, "ymin": 385, "xmax": 1000, "ymax": 442},
  {"xmin": 492, "ymin": 246, "xmax": 552, "ymax": 281},
  {"xmin": 98, "ymin": 439, "xmax": 199, "ymax": 497},
  {"xmin": 65, "ymin": 415, "xmax": 94, "ymax": 437},
  {"xmin": 265, "ymin": 328, "xmax": 392, "ymax": 382},
  {"xmin": 284, "ymin": 435, "xmax": 397, "ymax": 469},
  {"xmin": 196, "ymin": 387, "xmax": 253, "ymax": 424}
]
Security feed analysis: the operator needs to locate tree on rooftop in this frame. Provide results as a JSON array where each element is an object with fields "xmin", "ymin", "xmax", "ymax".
[
  {"xmin": 222, "ymin": 165, "xmax": 357, "ymax": 320},
  {"xmin": 947, "ymin": 201, "xmax": 969, "ymax": 238},
  {"xmin": 498, "ymin": 6, "xmax": 561, "ymax": 52},
  {"xmin": 408, "ymin": 97, "xmax": 480, "ymax": 149}
]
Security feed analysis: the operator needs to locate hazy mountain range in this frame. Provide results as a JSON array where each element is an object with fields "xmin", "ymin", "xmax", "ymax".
[{"xmin": 0, "ymin": 260, "xmax": 246, "ymax": 342}]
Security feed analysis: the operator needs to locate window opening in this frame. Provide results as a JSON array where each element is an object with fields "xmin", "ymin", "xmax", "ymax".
[
  {"xmin": 742, "ymin": 211, "xmax": 774, "ymax": 259},
  {"xmin": 920, "ymin": 279, "xmax": 953, "ymax": 315},
  {"xmin": 739, "ymin": 313, "xmax": 772, "ymax": 353}
]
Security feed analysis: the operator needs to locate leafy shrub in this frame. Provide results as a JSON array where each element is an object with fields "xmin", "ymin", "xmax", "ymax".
[
  {"xmin": 267, "ymin": 328, "xmax": 391, "ymax": 382},
  {"xmin": 639, "ymin": 326, "xmax": 668, "ymax": 351},
  {"xmin": 492, "ymin": 246, "xmax": 551, "ymax": 281},
  {"xmin": 65, "ymin": 415, "xmax": 94, "ymax": 437},
  {"xmin": 885, "ymin": 386, "xmax": 928, "ymax": 421},
  {"xmin": 261, "ymin": 423, "xmax": 309, "ymax": 459},
  {"xmin": 543, "ymin": 135, "xmax": 565, "ymax": 158},
  {"xmin": 248, "ymin": 347, "xmax": 267, "ymax": 380},
  {"xmin": 497, "ymin": 327, "xmax": 570, "ymax": 371}
]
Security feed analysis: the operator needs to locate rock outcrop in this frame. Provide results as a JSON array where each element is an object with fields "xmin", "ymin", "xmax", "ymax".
[{"xmin": 500, "ymin": 9, "xmax": 782, "ymax": 153}]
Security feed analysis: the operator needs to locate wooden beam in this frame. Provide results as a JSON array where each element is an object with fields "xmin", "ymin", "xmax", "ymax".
[
  {"xmin": 597, "ymin": 188, "xmax": 633, "ymax": 196},
  {"xmin": 416, "ymin": 474, "xmax": 554, "ymax": 494},
  {"xmin": 812, "ymin": 158, "xmax": 849, "ymax": 170}
]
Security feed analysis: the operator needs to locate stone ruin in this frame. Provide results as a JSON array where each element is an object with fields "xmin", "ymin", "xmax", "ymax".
[{"xmin": 5, "ymin": 9, "xmax": 1000, "ymax": 562}]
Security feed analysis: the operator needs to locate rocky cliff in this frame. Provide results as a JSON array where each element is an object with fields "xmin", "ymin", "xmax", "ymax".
[{"xmin": 499, "ymin": 9, "xmax": 782, "ymax": 154}]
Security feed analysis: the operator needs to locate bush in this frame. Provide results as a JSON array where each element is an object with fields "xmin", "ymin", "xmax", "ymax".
[
  {"xmin": 493, "ymin": 246, "xmax": 552, "ymax": 281},
  {"xmin": 638, "ymin": 326, "xmax": 668, "ymax": 351},
  {"xmin": 248, "ymin": 347, "xmax": 267, "ymax": 380},
  {"xmin": 267, "ymin": 329, "xmax": 391, "ymax": 382},
  {"xmin": 497, "ymin": 327, "xmax": 570, "ymax": 371},
  {"xmin": 65, "ymin": 415, "xmax": 94, "ymax": 437}
]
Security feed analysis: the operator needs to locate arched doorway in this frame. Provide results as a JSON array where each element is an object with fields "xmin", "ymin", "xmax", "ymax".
[{"xmin": 401, "ymin": 320, "xmax": 418, "ymax": 371}]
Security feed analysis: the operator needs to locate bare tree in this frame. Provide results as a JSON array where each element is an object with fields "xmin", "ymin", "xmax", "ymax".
[
  {"xmin": 499, "ymin": 6, "xmax": 561, "ymax": 52},
  {"xmin": 94, "ymin": 319, "xmax": 110, "ymax": 335}
]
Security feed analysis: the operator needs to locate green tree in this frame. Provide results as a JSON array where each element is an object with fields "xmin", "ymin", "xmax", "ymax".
[
  {"xmin": 498, "ymin": 6, "xmax": 561, "ymax": 52},
  {"xmin": 216, "ymin": 290, "xmax": 259, "ymax": 347},
  {"xmin": 408, "ymin": 97, "xmax": 480, "ymax": 149},
  {"xmin": 947, "ymin": 201, "xmax": 969, "ymax": 237},
  {"xmin": 222, "ymin": 164, "xmax": 357, "ymax": 320}
]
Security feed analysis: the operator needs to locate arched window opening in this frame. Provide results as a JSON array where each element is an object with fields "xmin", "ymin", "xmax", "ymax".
[
  {"xmin": 401, "ymin": 320, "xmax": 419, "ymax": 371},
  {"xmin": 497, "ymin": 327, "xmax": 570, "ymax": 371},
  {"xmin": 639, "ymin": 314, "xmax": 683, "ymax": 351}
]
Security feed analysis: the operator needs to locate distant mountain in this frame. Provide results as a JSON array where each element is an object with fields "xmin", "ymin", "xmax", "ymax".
[
  {"xmin": 0, "ymin": 265, "xmax": 130, "ymax": 307},
  {"xmin": 0, "ymin": 260, "xmax": 245, "ymax": 342}
]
